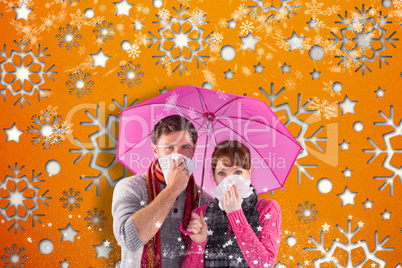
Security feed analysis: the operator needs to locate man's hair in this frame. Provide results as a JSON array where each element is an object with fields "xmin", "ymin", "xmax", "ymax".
[
  {"xmin": 211, "ymin": 140, "xmax": 251, "ymax": 172},
  {"xmin": 151, "ymin": 114, "xmax": 198, "ymax": 145}
]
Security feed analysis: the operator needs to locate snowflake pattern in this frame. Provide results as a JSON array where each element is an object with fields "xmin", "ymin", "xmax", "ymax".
[
  {"xmin": 69, "ymin": 95, "xmax": 138, "ymax": 196},
  {"xmin": 308, "ymin": 97, "xmax": 338, "ymax": 119},
  {"xmin": 65, "ymin": 69, "xmax": 94, "ymax": 97},
  {"xmin": 147, "ymin": 4, "xmax": 215, "ymax": 75},
  {"xmin": 93, "ymin": 20, "xmax": 115, "ymax": 42},
  {"xmin": 55, "ymin": 23, "xmax": 82, "ymax": 50},
  {"xmin": 0, "ymin": 38, "xmax": 57, "ymax": 108},
  {"xmin": 117, "ymin": 61, "xmax": 144, "ymax": 87},
  {"xmin": 363, "ymin": 105, "xmax": 402, "ymax": 196},
  {"xmin": 26, "ymin": 106, "xmax": 73, "ymax": 150},
  {"xmin": 84, "ymin": 207, "xmax": 106, "ymax": 231},
  {"xmin": 246, "ymin": 0, "xmax": 300, "ymax": 23},
  {"xmin": 60, "ymin": 188, "xmax": 83, "ymax": 211},
  {"xmin": 163, "ymin": 91, "xmax": 179, "ymax": 114},
  {"xmin": 0, "ymin": 163, "xmax": 51, "ymax": 233},
  {"xmin": 301, "ymin": 220, "xmax": 394, "ymax": 267},
  {"xmin": 329, "ymin": 5, "xmax": 399, "ymax": 75},
  {"xmin": 295, "ymin": 201, "xmax": 318, "ymax": 224},
  {"xmin": 259, "ymin": 83, "xmax": 329, "ymax": 186},
  {"xmin": 0, "ymin": 243, "xmax": 29, "ymax": 266}
]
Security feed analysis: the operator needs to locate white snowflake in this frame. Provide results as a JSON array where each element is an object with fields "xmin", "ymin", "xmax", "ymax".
[
  {"xmin": 240, "ymin": 20, "xmax": 254, "ymax": 35},
  {"xmin": 163, "ymin": 91, "xmax": 179, "ymax": 114},
  {"xmin": 308, "ymin": 97, "xmax": 338, "ymax": 119},
  {"xmin": 147, "ymin": 4, "xmax": 215, "ymax": 75},
  {"xmin": 93, "ymin": 20, "xmax": 115, "ymax": 42},
  {"xmin": 0, "ymin": 163, "xmax": 51, "ymax": 233},
  {"xmin": 246, "ymin": 0, "xmax": 300, "ymax": 23},
  {"xmin": 69, "ymin": 95, "xmax": 138, "ymax": 196},
  {"xmin": 363, "ymin": 105, "xmax": 402, "ymax": 196},
  {"xmin": 60, "ymin": 188, "xmax": 83, "ymax": 211},
  {"xmin": 302, "ymin": 220, "xmax": 394, "ymax": 267},
  {"xmin": 0, "ymin": 38, "xmax": 57, "ymax": 108},
  {"xmin": 295, "ymin": 201, "xmax": 318, "ymax": 224},
  {"xmin": 329, "ymin": 5, "xmax": 398, "ymax": 75},
  {"xmin": 84, "ymin": 207, "xmax": 106, "ymax": 231},
  {"xmin": 65, "ymin": 69, "xmax": 94, "ymax": 97},
  {"xmin": 188, "ymin": 108, "xmax": 197, "ymax": 119},
  {"xmin": 117, "ymin": 61, "xmax": 144, "ymax": 87},
  {"xmin": 0, "ymin": 243, "xmax": 29, "ymax": 265},
  {"xmin": 55, "ymin": 23, "xmax": 82, "ymax": 50}
]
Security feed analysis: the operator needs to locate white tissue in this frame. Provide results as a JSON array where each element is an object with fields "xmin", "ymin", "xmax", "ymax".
[
  {"xmin": 158, "ymin": 153, "xmax": 197, "ymax": 185},
  {"xmin": 209, "ymin": 175, "xmax": 253, "ymax": 210}
]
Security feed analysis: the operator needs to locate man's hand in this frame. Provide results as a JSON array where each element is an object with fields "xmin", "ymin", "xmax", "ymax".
[
  {"xmin": 166, "ymin": 157, "xmax": 190, "ymax": 196},
  {"xmin": 223, "ymin": 184, "xmax": 243, "ymax": 214},
  {"xmin": 187, "ymin": 210, "xmax": 208, "ymax": 243}
]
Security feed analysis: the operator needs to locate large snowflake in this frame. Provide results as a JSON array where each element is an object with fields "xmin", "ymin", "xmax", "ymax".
[
  {"xmin": 0, "ymin": 38, "xmax": 57, "ymax": 108},
  {"xmin": 259, "ymin": 83, "xmax": 329, "ymax": 187},
  {"xmin": 0, "ymin": 163, "xmax": 51, "ymax": 233},
  {"xmin": 362, "ymin": 105, "xmax": 402, "ymax": 197},
  {"xmin": 300, "ymin": 220, "xmax": 394, "ymax": 267},
  {"xmin": 328, "ymin": 5, "xmax": 399, "ymax": 75},
  {"xmin": 26, "ymin": 105, "xmax": 73, "ymax": 150},
  {"xmin": 246, "ymin": 0, "xmax": 300, "ymax": 23},
  {"xmin": 69, "ymin": 95, "xmax": 138, "ymax": 196},
  {"xmin": 147, "ymin": 4, "xmax": 215, "ymax": 75}
]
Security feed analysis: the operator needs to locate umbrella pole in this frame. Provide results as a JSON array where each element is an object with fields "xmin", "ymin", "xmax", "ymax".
[{"xmin": 198, "ymin": 132, "xmax": 209, "ymax": 208}]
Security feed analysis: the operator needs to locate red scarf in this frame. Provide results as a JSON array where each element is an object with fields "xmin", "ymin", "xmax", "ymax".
[{"xmin": 141, "ymin": 159, "xmax": 199, "ymax": 268}]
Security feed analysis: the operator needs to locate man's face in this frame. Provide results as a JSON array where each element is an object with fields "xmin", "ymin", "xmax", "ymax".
[{"xmin": 152, "ymin": 130, "xmax": 196, "ymax": 159}]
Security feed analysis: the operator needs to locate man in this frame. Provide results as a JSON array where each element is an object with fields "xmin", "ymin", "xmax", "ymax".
[{"xmin": 112, "ymin": 114, "xmax": 213, "ymax": 267}]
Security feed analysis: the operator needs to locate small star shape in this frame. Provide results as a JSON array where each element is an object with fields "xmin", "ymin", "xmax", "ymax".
[
  {"xmin": 371, "ymin": 263, "xmax": 377, "ymax": 268},
  {"xmin": 59, "ymin": 259, "xmax": 71, "ymax": 267},
  {"xmin": 280, "ymin": 62, "xmax": 291, "ymax": 73},
  {"xmin": 265, "ymin": 213, "xmax": 271, "ymax": 219},
  {"xmin": 284, "ymin": 229, "xmax": 290, "ymax": 235},
  {"xmin": 374, "ymin": 87, "xmax": 385, "ymax": 98},
  {"xmin": 239, "ymin": 31, "xmax": 260, "ymax": 51},
  {"xmin": 264, "ymin": 263, "xmax": 269, "ymax": 267},
  {"xmin": 90, "ymin": 48, "xmax": 111, "ymax": 68},
  {"xmin": 363, "ymin": 198, "xmax": 373, "ymax": 209},
  {"xmin": 304, "ymin": 260, "xmax": 310, "ymax": 266},
  {"xmin": 133, "ymin": 20, "xmax": 144, "ymax": 30},
  {"xmin": 339, "ymin": 140, "xmax": 350, "ymax": 151},
  {"xmin": 322, "ymin": 222, "xmax": 330, "ymax": 231},
  {"xmin": 204, "ymin": 216, "xmax": 208, "ymax": 221},
  {"xmin": 113, "ymin": 0, "xmax": 134, "ymax": 17},
  {"xmin": 381, "ymin": 209, "xmax": 391, "ymax": 220},
  {"xmin": 237, "ymin": 257, "xmax": 242, "ymax": 263},
  {"xmin": 4, "ymin": 123, "xmax": 24, "ymax": 143},
  {"xmin": 140, "ymin": 200, "xmax": 145, "ymax": 206},
  {"xmin": 48, "ymin": 222, "xmax": 52, "ymax": 227},
  {"xmin": 104, "ymin": 240, "xmax": 110, "ymax": 247},
  {"xmin": 94, "ymin": 239, "xmax": 114, "ymax": 259},
  {"xmin": 337, "ymin": 186, "xmax": 357, "ymax": 206},
  {"xmin": 309, "ymin": 68, "xmax": 321, "ymax": 79},
  {"xmin": 208, "ymin": 229, "xmax": 213, "ymax": 236},
  {"xmin": 1, "ymin": 219, "xmax": 4, "ymax": 223},
  {"xmin": 342, "ymin": 167, "xmax": 353, "ymax": 178},
  {"xmin": 253, "ymin": 62, "xmax": 265, "ymax": 73},
  {"xmin": 235, "ymin": 219, "xmax": 240, "ymax": 224},
  {"xmin": 306, "ymin": 18, "xmax": 317, "ymax": 29},
  {"xmin": 358, "ymin": 221, "xmax": 364, "ymax": 227},
  {"xmin": 229, "ymin": 255, "xmax": 233, "ymax": 259},
  {"xmin": 177, "ymin": 237, "xmax": 182, "ymax": 241},
  {"xmin": 257, "ymin": 226, "xmax": 263, "ymax": 231},
  {"xmin": 285, "ymin": 31, "xmax": 305, "ymax": 51},
  {"xmin": 253, "ymin": 260, "xmax": 259, "ymax": 264},
  {"xmin": 155, "ymin": 221, "xmax": 162, "ymax": 228},
  {"xmin": 27, "ymin": 237, "xmax": 32, "ymax": 243},
  {"xmin": 13, "ymin": 3, "xmax": 33, "ymax": 21},
  {"xmin": 181, "ymin": 245, "xmax": 185, "ymax": 249},
  {"xmin": 58, "ymin": 223, "xmax": 79, "ymax": 243},
  {"xmin": 337, "ymin": 95, "xmax": 357, "ymax": 115},
  {"xmin": 224, "ymin": 68, "xmax": 235, "ymax": 79},
  {"xmin": 348, "ymin": 215, "xmax": 353, "ymax": 219},
  {"xmin": 227, "ymin": 18, "xmax": 238, "ymax": 29},
  {"xmin": 68, "ymin": 214, "xmax": 73, "ymax": 218}
]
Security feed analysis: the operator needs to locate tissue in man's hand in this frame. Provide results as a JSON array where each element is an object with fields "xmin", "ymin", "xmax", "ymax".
[
  {"xmin": 158, "ymin": 153, "xmax": 197, "ymax": 185},
  {"xmin": 209, "ymin": 175, "xmax": 253, "ymax": 210}
]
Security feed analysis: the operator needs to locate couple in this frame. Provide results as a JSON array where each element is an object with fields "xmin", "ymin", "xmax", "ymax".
[{"xmin": 112, "ymin": 115, "xmax": 281, "ymax": 267}]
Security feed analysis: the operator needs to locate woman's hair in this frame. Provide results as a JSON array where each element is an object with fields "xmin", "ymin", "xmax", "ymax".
[
  {"xmin": 151, "ymin": 114, "xmax": 198, "ymax": 145},
  {"xmin": 211, "ymin": 140, "xmax": 251, "ymax": 173}
]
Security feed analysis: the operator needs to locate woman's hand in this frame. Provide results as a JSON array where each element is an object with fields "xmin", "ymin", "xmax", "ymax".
[
  {"xmin": 187, "ymin": 210, "xmax": 208, "ymax": 243},
  {"xmin": 223, "ymin": 184, "xmax": 243, "ymax": 213}
]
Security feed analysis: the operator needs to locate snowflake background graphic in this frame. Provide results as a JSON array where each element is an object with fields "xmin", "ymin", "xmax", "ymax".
[{"xmin": 0, "ymin": 0, "xmax": 401, "ymax": 266}]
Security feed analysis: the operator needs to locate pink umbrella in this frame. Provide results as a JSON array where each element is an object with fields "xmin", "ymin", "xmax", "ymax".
[{"xmin": 115, "ymin": 85, "xmax": 303, "ymax": 197}]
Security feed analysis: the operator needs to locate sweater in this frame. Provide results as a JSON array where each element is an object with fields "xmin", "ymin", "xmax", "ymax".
[
  {"xmin": 111, "ymin": 173, "xmax": 214, "ymax": 268},
  {"xmin": 181, "ymin": 198, "xmax": 282, "ymax": 268}
]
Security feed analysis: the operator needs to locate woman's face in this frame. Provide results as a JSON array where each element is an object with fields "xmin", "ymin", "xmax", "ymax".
[{"xmin": 213, "ymin": 157, "xmax": 251, "ymax": 185}]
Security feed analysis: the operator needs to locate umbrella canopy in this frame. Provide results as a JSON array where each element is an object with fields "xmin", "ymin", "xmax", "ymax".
[{"xmin": 116, "ymin": 85, "xmax": 302, "ymax": 195}]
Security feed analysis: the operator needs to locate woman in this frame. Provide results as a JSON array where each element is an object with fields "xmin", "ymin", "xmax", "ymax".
[{"xmin": 181, "ymin": 140, "xmax": 282, "ymax": 267}]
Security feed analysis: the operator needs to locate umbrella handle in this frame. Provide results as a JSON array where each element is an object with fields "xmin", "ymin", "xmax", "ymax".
[{"xmin": 179, "ymin": 222, "xmax": 194, "ymax": 236}]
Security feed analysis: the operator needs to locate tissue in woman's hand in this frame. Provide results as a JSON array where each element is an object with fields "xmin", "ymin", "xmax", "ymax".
[
  {"xmin": 209, "ymin": 175, "xmax": 253, "ymax": 210},
  {"xmin": 158, "ymin": 153, "xmax": 197, "ymax": 184}
]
